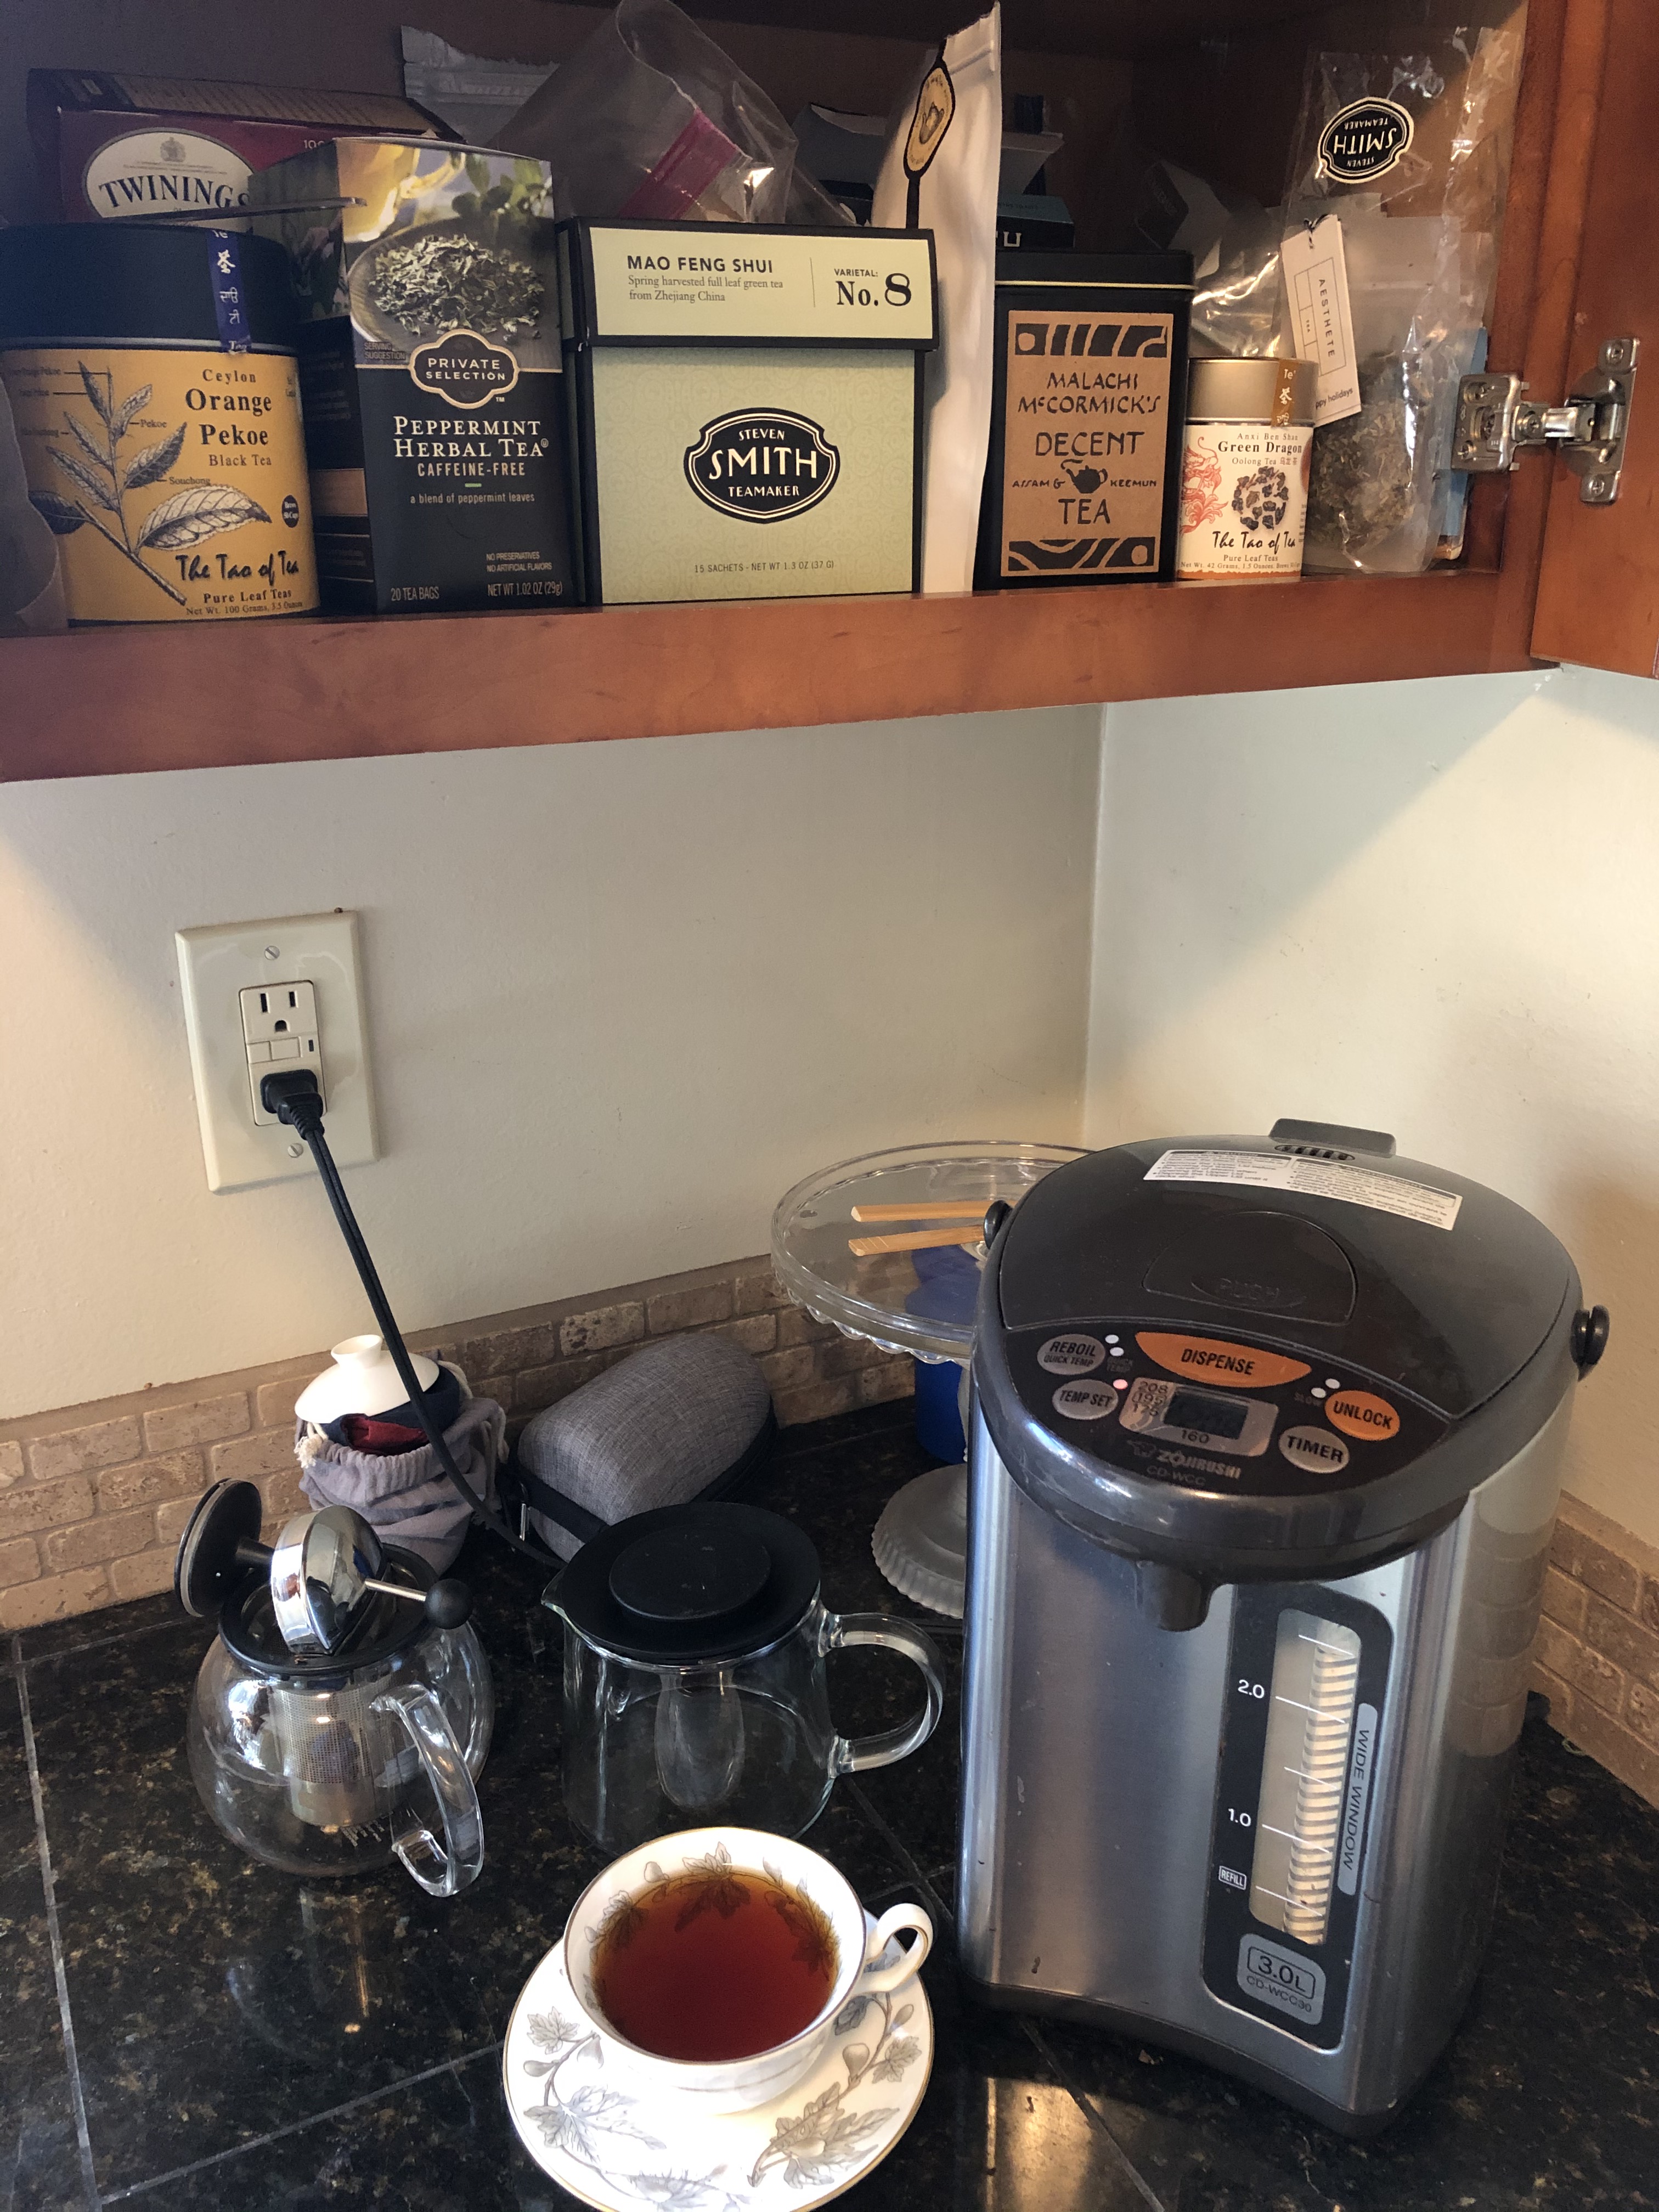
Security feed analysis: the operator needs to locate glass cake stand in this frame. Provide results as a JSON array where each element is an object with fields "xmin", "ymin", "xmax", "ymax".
[{"xmin": 770, "ymin": 1141, "xmax": 1084, "ymax": 1617}]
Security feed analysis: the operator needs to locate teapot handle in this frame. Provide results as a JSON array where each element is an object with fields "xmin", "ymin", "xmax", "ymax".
[
  {"xmin": 821, "ymin": 1612, "xmax": 945, "ymax": 1774},
  {"xmin": 372, "ymin": 1681, "xmax": 486, "ymax": 1898}
]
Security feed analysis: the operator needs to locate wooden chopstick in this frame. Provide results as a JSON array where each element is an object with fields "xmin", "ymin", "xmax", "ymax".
[
  {"xmin": 849, "ymin": 1201, "xmax": 990, "ymax": 1222},
  {"xmin": 848, "ymin": 1224, "xmax": 986, "ymax": 1257}
]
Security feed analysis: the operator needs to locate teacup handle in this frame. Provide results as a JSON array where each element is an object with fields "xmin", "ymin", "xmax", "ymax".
[
  {"xmin": 821, "ymin": 1612, "xmax": 945, "ymax": 1774},
  {"xmin": 860, "ymin": 1902, "xmax": 933, "ymax": 1995}
]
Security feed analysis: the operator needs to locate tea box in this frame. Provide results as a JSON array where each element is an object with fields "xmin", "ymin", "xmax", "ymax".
[
  {"xmin": 249, "ymin": 138, "xmax": 576, "ymax": 615},
  {"xmin": 29, "ymin": 71, "xmax": 447, "ymax": 223},
  {"xmin": 558, "ymin": 220, "xmax": 936, "ymax": 605},
  {"xmin": 975, "ymin": 251, "xmax": 1192, "ymax": 587}
]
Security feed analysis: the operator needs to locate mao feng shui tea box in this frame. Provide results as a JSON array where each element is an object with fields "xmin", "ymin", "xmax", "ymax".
[
  {"xmin": 559, "ymin": 221, "xmax": 936, "ymax": 605},
  {"xmin": 977, "ymin": 252, "xmax": 1192, "ymax": 588},
  {"xmin": 249, "ymin": 139, "xmax": 574, "ymax": 614}
]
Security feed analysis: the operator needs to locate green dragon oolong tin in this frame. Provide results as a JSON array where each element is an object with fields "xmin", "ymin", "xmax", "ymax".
[
  {"xmin": 250, "ymin": 138, "xmax": 575, "ymax": 614},
  {"xmin": 975, "ymin": 251, "xmax": 1192, "ymax": 588},
  {"xmin": 560, "ymin": 221, "xmax": 937, "ymax": 605},
  {"xmin": 0, "ymin": 223, "xmax": 318, "ymax": 624},
  {"xmin": 1177, "ymin": 357, "xmax": 1317, "ymax": 580}
]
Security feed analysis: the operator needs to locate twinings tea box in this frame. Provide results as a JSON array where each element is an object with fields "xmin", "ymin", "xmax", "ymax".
[
  {"xmin": 975, "ymin": 251, "xmax": 1192, "ymax": 588},
  {"xmin": 0, "ymin": 224, "xmax": 318, "ymax": 624},
  {"xmin": 28, "ymin": 72, "xmax": 449, "ymax": 223},
  {"xmin": 560, "ymin": 221, "xmax": 936, "ymax": 605},
  {"xmin": 250, "ymin": 139, "xmax": 575, "ymax": 615}
]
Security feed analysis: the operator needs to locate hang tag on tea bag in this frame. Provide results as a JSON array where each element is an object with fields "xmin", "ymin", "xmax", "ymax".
[{"xmin": 1281, "ymin": 215, "xmax": 1361, "ymax": 426}]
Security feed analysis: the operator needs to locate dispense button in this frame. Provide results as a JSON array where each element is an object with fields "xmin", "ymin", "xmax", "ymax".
[
  {"xmin": 1324, "ymin": 1390, "xmax": 1401, "ymax": 1441},
  {"xmin": 1279, "ymin": 1425, "xmax": 1351, "ymax": 1476},
  {"xmin": 1037, "ymin": 1334, "xmax": 1106, "ymax": 1375},
  {"xmin": 1052, "ymin": 1381, "xmax": 1117, "ymax": 1422}
]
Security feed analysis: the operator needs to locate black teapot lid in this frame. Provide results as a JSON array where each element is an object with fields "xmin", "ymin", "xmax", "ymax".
[{"xmin": 547, "ymin": 1502, "xmax": 820, "ymax": 1664}]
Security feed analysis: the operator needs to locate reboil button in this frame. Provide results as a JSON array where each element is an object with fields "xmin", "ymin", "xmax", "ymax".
[
  {"xmin": 1279, "ymin": 1425, "xmax": 1351, "ymax": 1475},
  {"xmin": 1052, "ymin": 1381, "xmax": 1117, "ymax": 1422},
  {"xmin": 1038, "ymin": 1334, "xmax": 1105, "ymax": 1375}
]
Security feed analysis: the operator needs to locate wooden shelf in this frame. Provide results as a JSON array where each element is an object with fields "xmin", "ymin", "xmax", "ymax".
[{"xmin": 1, "ymin": 571, "xmax": 1527, "ymax": 782}]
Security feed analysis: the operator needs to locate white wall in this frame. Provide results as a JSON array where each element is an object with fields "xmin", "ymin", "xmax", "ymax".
[
  {"xmin": 0, "ymin": 709, "xmax": 1101, "ymax": 1417},
  {"xmin": 1085, "ymin": 665, "xmax": 1659, "ymax": 1549}
]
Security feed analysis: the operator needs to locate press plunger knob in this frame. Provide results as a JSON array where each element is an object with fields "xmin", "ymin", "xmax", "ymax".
[
  {"xmin": 424, "ymin": 1579, "xmax": 472, "ymax": 1629},
  {"xmin": 360, "ymin": 1572, "xmax": 472, "ymax": 1627}
]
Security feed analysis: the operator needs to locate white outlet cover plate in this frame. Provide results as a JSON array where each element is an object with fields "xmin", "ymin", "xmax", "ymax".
[{"xmin": 177, "ymin": 912, "xmax": 378, "ymax": 1193}]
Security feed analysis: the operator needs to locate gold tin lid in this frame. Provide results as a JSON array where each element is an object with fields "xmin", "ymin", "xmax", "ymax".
[{"xmin": 1187, "ymin": 356, "xmax": 1317, "ymax": 426}]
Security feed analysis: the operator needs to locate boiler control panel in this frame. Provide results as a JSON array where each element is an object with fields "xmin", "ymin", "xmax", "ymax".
[{"xmin": 1009, "ymin": 1324, "xmax": 1445, "ymax": 1497}]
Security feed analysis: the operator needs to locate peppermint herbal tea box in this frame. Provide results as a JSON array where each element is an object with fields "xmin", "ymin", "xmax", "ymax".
[
  {"xmin": 250, "ymin": 138, "xmax": 575, "ymax": 614},
  {"xmin": 976, "ymin": 252, "xmax": 1192, "ymax": 587},
  {"xmin": 560, "ymin": 221, "xmax": 936, "ymax": 605}
]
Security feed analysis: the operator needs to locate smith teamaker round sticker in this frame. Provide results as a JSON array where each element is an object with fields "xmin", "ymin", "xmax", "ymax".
[
  {"xmin": 1317, "ymin": 96, "xmax": 1415, "ymax": 182},
  {"xmin": 684, "ymin": 409, "xmax": 840, "ymax": 523}
]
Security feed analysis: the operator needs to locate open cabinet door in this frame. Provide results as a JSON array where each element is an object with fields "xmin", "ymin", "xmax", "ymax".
[{"xmin": 1530, "ymin": 0, "xmax": 1659, "ymax": 673}]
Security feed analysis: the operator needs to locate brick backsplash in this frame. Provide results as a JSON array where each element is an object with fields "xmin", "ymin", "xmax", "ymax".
[
  {"xmin": 9, "ymin": 1280, "xmax": 1654, "ymax": 1817},
  {"xmin": 1531, "ymin": 1494, "xmax": 1659, "ymax": 1809},
  {"xmin": 0, "ymin": 1254, "xmax": 912, "ymax": 1634}
]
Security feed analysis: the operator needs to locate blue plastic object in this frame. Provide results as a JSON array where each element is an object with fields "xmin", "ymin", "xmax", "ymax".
[{"xmin": 905, "ymin": 1245, "xmax": 978, "ymax": 1463}]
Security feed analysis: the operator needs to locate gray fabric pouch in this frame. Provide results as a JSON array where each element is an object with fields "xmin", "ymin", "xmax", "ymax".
[
  {"xmin": 512, "ymin": 1334, "xmax": 775, "ymax": 1560},
  {"xmin": 295, "ymin": 1367, "xmax": 506, "ymax": 1573}
]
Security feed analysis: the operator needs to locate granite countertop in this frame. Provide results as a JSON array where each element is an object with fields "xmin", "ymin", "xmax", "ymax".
[{"xmin": 4, "ymin": 1401, "xmax": 1656, "ymax": 2211}]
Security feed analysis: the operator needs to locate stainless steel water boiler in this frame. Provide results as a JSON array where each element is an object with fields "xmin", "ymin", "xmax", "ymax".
[{"xmin": 959, "ymin": 1121, "xmax": 1608, "ymax": 2134}]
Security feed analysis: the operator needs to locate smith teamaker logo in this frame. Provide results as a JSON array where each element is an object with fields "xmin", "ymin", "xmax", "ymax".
[
  {"xmin": 1317, "ymin": 96, "xmax": 1415, "ymax": 182},
  {"xmin": 683, "ymin": 409, "xmax": 840, "ymax": 522}
]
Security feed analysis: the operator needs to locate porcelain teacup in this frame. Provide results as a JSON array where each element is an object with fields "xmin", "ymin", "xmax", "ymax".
[{"xmin": 562, "ymin": 1824, "xmax": 932, "ymax": 2114}]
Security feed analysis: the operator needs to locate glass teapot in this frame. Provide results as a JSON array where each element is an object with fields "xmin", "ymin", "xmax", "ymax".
[
  {"xmin": 177, "ymin": 1482, "xmax": 493, "ymax": 1895},
  {"xmin": 545, "ymin": 1501, "xmax": 944, "ymax": 1853}
]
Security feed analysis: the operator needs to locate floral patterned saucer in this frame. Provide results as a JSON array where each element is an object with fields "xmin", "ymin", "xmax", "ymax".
[{"xmin": 503, "ymin": 1912, "xmax": 933, "ymax": 2210}]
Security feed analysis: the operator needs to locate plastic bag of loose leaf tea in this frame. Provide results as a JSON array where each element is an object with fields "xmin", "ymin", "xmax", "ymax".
[{"xmin": 1281, "ymin": 20, "xmax": 1523, "ymax": 573}]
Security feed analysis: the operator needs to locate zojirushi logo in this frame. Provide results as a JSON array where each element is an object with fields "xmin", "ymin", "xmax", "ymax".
[{"xmin": 683, "ymin": 409, "xmax": 839, "ymax": 522}]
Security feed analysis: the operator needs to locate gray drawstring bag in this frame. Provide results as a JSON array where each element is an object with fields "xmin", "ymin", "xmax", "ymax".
[
  {"xmin": 296, "ymin": 1368, "xmax": 506, "ymax": 1572},
  {"xmin": 509, "ymin": 1334, "xmax": 775, "ymax": 1560}
]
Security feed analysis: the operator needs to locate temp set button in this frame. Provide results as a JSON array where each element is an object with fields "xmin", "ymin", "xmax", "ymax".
[
  {"xmin": 1279, "ymin": 1425, "xmax": 1351, "ymax": 1475},
  {"xmin": 1052, "ymin": 1381, "xmax": 1118, "ymax": 1421}
]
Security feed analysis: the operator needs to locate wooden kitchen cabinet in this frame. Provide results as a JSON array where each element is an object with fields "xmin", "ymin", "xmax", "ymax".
[{"xmin": 1, "ymin": 0, "xmax": 1652, "ymax": 781}]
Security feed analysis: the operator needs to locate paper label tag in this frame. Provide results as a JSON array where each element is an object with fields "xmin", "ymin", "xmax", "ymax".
[
  {"xmin": 584, "ymin": 225, "xmax": 935, "ymax": 345},
  {"xmin": 1281, "ymin": 215, "xmax": 1361, "ymax": 426},
  {"xmin": 1145, "ymin": 1149, "xmax": 1463, "ymax": 1231}
]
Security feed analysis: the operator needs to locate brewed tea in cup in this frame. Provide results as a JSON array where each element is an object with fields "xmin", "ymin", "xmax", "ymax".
[{"xmin": 563, "ymin": 1826, "xmax": 932, "ymax": 2112}]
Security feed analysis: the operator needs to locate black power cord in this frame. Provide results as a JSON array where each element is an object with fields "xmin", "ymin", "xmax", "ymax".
[{"xmin": 261, "ymin": 1068, "xmax": 554, "ymax": 1565}]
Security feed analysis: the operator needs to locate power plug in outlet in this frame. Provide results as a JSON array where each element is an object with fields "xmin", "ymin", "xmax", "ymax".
[
  {"xmin": 177, "ymin": 913, "xmax": 377, "ymax": 1192},
  {"xmin": 240, "ymin": 981, "xmax": 323, "ymax": 1124}
]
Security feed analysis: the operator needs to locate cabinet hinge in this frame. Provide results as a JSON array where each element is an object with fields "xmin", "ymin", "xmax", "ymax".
[{"xmin": 1453, "ymin": 336, "xmax": 1639, "ymax": 504}]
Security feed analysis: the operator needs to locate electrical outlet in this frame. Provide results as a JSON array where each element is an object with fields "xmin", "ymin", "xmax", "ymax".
[
  {"xmin": 240, "ymin": 981, "xmax": 323, "ymax": 1124},
  {"xmin": 177, "ymin": 913, "xmax": 377, "ymax": 1192}
]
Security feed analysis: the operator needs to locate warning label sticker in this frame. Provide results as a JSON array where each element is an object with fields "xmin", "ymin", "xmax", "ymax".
[{"xmin": 1145, "ymin": 1149, "xmax": 1462, "ymax": 1231}]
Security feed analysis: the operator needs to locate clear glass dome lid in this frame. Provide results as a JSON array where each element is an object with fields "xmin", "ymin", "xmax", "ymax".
[{"xmin": 770, "ymin": 1141, "xmax": 1085, "ymax": 1364}]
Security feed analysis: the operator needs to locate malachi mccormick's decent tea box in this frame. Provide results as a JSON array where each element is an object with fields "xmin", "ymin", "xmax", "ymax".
[
  {"xmin": 975, "ymin": 252, "xmax": 1192, "ymax": 588},
  {"xmin": 250, "ymin": 139, "xmax": 575, "ymax": 614},
  {"xmin": 559, "ymin": 221, "xmax": 936, "ymax": 605}
]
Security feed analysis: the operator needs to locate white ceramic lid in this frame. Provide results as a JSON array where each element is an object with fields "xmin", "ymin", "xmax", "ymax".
[{"xmin": 293, "ymin": 1334, "xmax": 441, "ymax": 1424}]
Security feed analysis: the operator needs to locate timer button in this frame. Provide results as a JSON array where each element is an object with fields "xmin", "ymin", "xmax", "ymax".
[{"xmin": 1279, "ymin": 1425, "xmax": 1351, "ymax": 1475}]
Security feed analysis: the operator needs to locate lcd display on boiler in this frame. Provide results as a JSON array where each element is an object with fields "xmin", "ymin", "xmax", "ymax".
[{"xmin": 1164, "ymin": 1387, "xmax": 1250, "ymax": 1439}]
